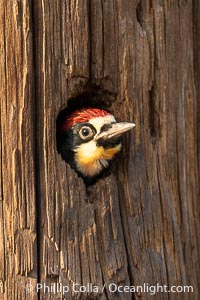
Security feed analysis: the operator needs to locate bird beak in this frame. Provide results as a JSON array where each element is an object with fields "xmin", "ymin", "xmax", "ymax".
[{"xmin": 95, "ymin": 122, "xmax": 135, "ymax": 142}]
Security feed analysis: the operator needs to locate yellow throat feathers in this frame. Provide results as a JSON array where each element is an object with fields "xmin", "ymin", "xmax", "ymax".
[{"xmin": 75, "ymin": 143, "xmax": 121, "ymax": 174}]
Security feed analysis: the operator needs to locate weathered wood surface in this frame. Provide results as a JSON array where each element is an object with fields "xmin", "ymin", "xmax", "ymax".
[
  {"xmin": 0, "ymin": 0, "xmax": 199, "ymax": 299},
  {"xmin": 0, "ymin": 0, "xmax": 38, "ymax": 299}
]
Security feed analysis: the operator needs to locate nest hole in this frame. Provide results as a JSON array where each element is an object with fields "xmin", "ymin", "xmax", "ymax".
[
  {"xmin": 56, "ymin": 86, "xmax": 117, "ymax": 185},
  {"xmin": 56, "ymin": 86, "xmax": 116, "ymax": 153}
]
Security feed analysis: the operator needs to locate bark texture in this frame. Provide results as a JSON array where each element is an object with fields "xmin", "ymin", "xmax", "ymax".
[
  {"xmin": 0, "ymin": 0, "xmax": 199, "ymax": 299},
  {"xmin": 0, "ymin": 0, "xmax": 37, "ymax": 299}
]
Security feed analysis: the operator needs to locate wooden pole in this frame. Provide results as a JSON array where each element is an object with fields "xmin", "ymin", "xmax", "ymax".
[
  {"xmin": 0, "ymin": 1, "xmax": 37, "ymax": 298},
  {"xmin": 0, "ymin": 0, "xmax": 199, "ymax": 299}
]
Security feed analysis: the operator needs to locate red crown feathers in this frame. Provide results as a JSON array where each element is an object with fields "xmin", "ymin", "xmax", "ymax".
[{"xmin": 61, "ymin": 108, "xmax": 111, "ymax": 132}]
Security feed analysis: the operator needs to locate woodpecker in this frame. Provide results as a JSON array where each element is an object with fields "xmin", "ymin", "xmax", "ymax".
[{"xmin": 58, "ymin": 108, "xmax": 135, "ymax": 182}]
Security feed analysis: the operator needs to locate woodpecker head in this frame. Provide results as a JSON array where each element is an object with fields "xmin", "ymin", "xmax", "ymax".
[{"xmin": 58, "ymin": 108, "xmax": 135, "ymax": 182}]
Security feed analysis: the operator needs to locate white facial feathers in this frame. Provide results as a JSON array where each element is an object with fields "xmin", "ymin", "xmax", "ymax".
[{"xmin": 88, "ymin": 115, "xmax": 116, "ymax": 136}]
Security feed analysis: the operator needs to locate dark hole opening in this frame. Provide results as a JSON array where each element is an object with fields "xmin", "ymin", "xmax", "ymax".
[
  {"xmin": 56, "ymin": 85, "xmax": 117, "ymax": 185},
  {"xmin": 56, "ymin": 86, "xmax": 116, "ymax": 152}
]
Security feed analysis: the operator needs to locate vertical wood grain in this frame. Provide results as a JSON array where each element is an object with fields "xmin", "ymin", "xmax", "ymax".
[
  {"xmin": 33, "ymin": 0, "xmax": 132, "ymax": 299},
  {"xmin": 33, "ymin": 0, "xmax": 199, "ymax": 299},
  {"xmin": 0, "ymin": 0, "xmax": 199, "ymax": 299},
  {"xmin": 0, "ymin": 0, "xmax": 37, "ymax": 299}
]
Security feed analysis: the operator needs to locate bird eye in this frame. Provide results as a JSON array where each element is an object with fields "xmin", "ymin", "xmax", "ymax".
[{"xmin": 79, "ymin": 126, "xmax": 94, "ymax": 140}]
